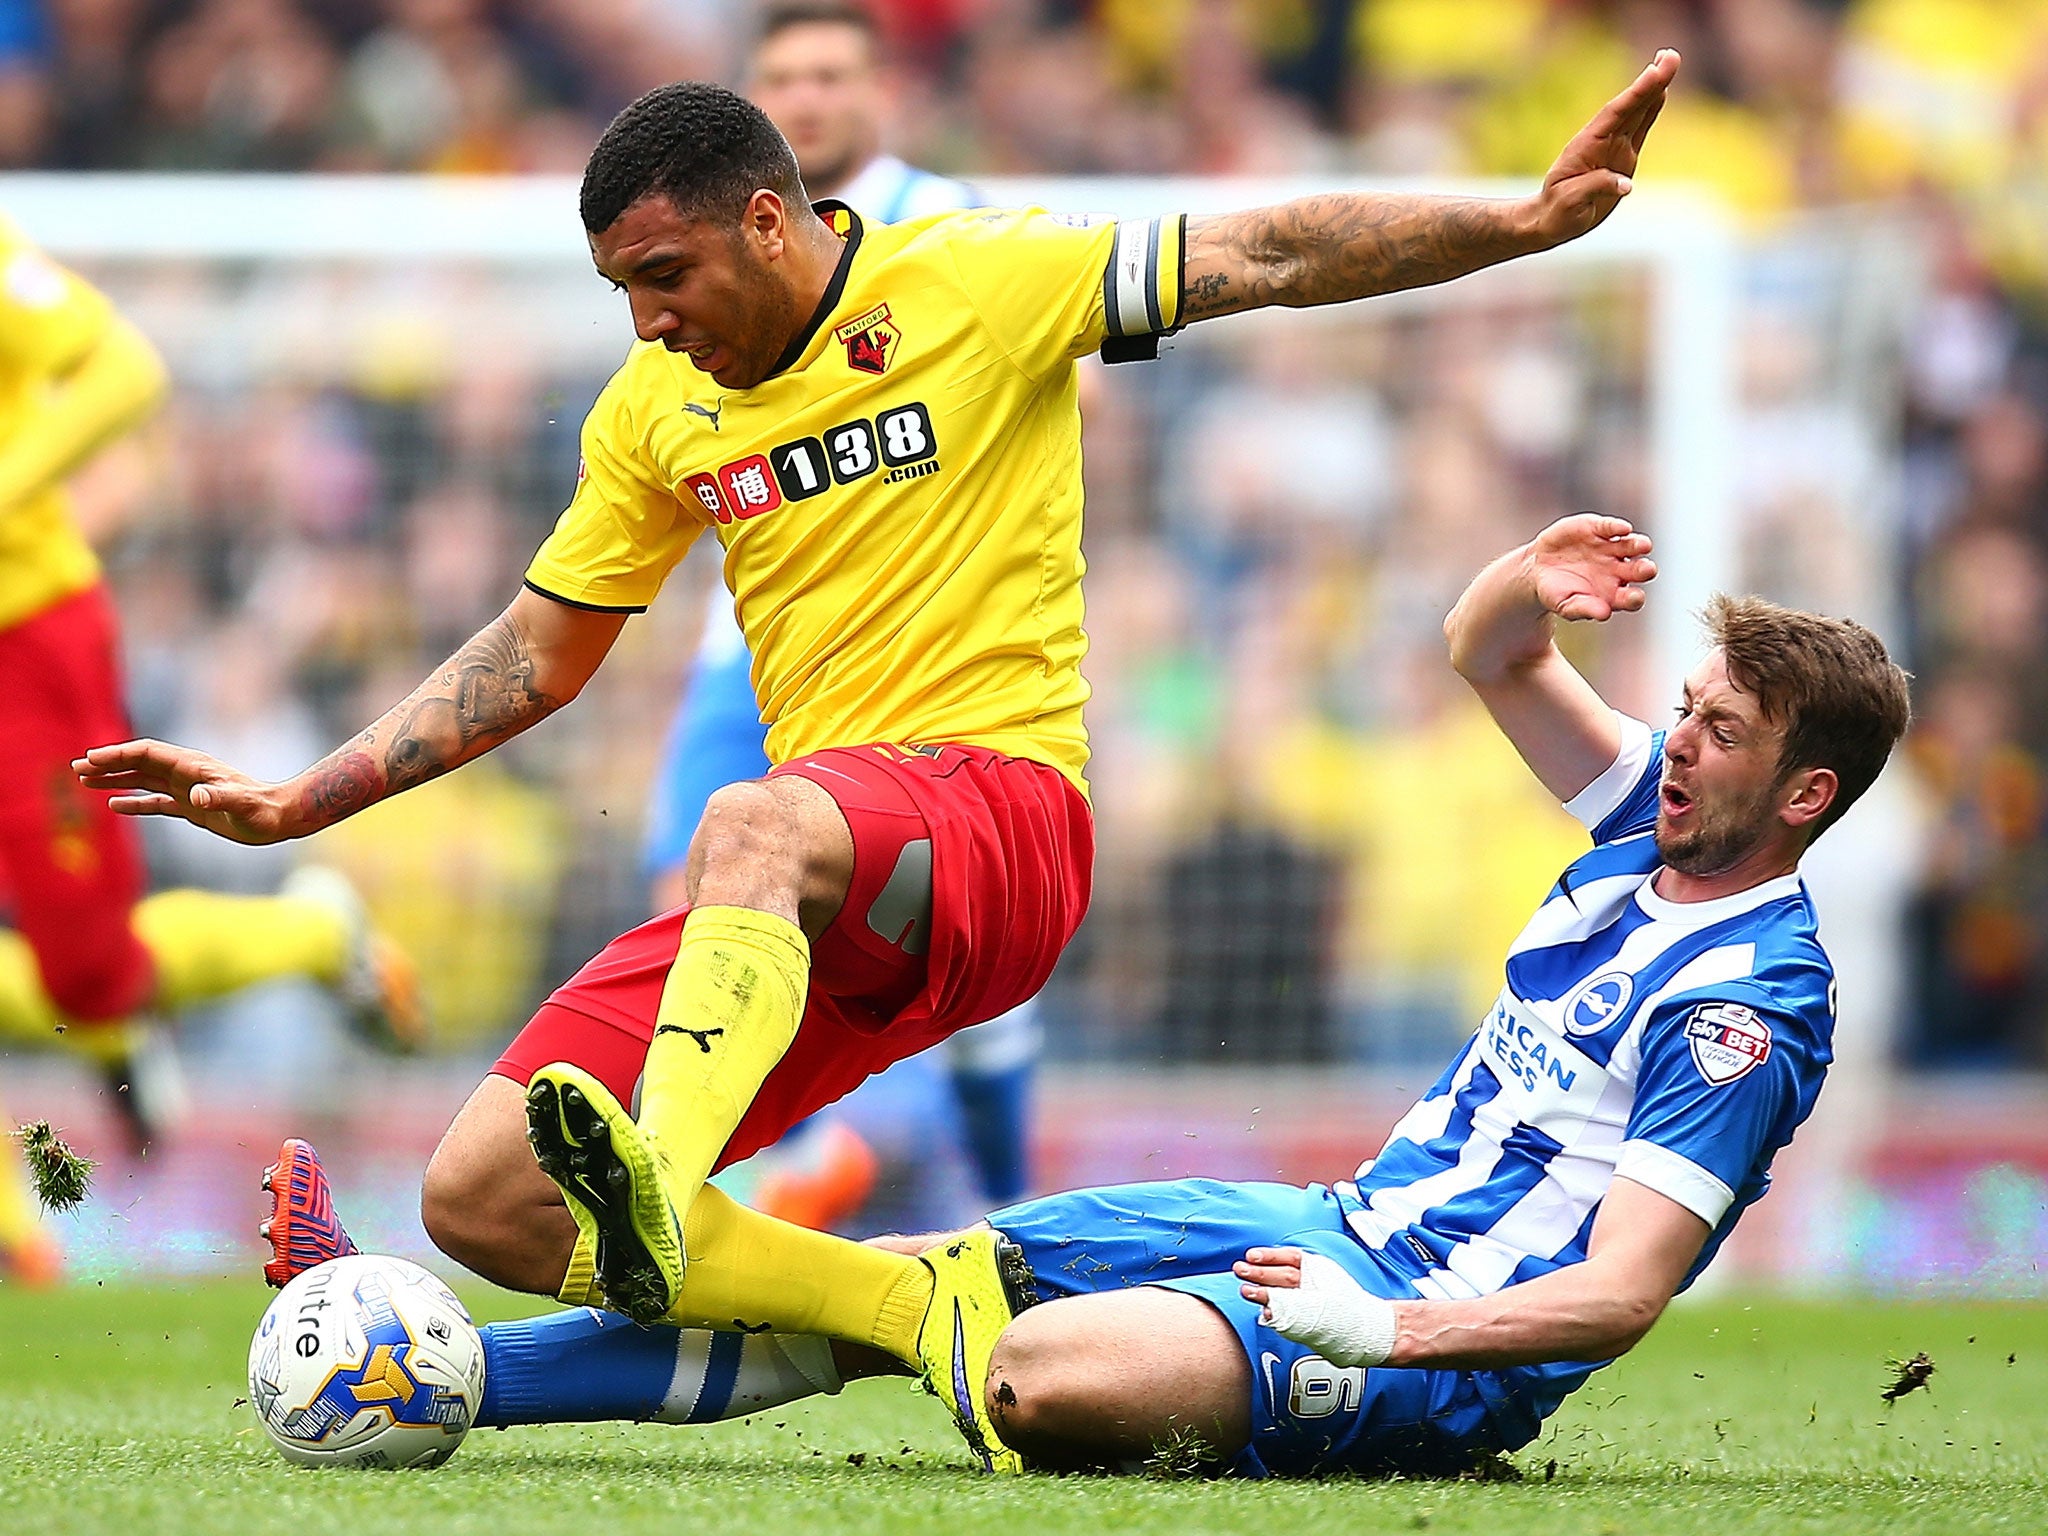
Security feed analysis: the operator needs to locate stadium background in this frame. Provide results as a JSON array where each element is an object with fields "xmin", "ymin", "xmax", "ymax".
[{"xmin": 1, "ymin": 0, "xmax": 2045, "ymax": 1298}]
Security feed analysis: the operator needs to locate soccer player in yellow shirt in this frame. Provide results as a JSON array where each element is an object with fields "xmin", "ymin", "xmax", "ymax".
[
  {"xmin": 0, "ymin": 220, "xmax": 422, "ymax": 1283},
  {"xmin": 79, "ymin": 50, "xmax": 1680, "ymax": 1465}
]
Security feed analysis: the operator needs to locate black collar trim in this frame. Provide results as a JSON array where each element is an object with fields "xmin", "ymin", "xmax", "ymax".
[{"xmin": 765, "ymin": 200, "xmax": 862, "ymax": 381}]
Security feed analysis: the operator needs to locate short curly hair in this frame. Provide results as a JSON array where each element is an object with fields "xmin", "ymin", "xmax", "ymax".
[{"xmin": 580, "ymin": 82, "xmax": 805, "ymax": 234}]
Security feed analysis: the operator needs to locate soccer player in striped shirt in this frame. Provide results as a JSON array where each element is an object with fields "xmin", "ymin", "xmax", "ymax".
[
  {"xmin": 962, "ymin": 514, "xmax": 1913, "ymax": 1472},
  {"xmin": 333, "ymin": 510, "xmax": 1913, "ymax": 1479},
  {"xmin": 748, "ymin": 2, "xmax": 976, "ymax": 227},
  {"xmin": 79, "ymin": 54, "xmax": 1682, "ymax": 1469}
]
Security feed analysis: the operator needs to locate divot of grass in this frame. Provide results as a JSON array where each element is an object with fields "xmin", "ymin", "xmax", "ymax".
[
  {"xmin": 1141, "ymin": 1423, "xmax": 1218, "ymax": 1480},
  {"xmin": 15, "ymin": 1120, "xmax": 93, "ymax": 1212}
]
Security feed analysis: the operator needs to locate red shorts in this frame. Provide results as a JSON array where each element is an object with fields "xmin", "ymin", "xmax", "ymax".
[
  {"xmin": 0, "ymin": 582, "xmax": 154, "ymax": 1022},
  {"xmin": 495, "ymin": 743, "xmax": 1092, "ymax": 1169}
]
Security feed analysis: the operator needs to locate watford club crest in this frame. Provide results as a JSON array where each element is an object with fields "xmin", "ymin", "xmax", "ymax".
[{"xmin": 834, "ymin": 302, "xmax": 901, "ymax": 375}]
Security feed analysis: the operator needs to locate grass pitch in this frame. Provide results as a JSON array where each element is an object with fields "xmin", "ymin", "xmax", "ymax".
[{"xmin": 0, "ymin": 1280, "xmax": 2041, "ymax": 1535}]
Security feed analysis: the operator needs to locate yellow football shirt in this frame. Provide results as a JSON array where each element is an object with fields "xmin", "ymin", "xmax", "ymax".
[
  {"xmin": 0, "ymin": 219, "xmax": 116, "ymax": 632},
  {"xmin": 525, "ymin": 204, "xmax": 1186, "ymax": 793}
]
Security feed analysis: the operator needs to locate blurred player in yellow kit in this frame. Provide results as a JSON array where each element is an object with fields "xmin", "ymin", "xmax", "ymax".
[{"xmin": 0, "ymin": 219, "xmax": 423, "ymax": 1285}]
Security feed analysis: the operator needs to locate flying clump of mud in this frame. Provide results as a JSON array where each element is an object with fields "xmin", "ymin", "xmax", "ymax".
[{"xmin": 1881, "ymin": 1352, "xmax": 1936, "ymax": 1405}]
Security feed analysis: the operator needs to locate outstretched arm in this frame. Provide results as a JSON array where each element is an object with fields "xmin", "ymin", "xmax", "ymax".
[
  {"xmin": 1179, "ymin": 50, "xmax": 1678, "ymax": 324},
  {"xmin": 1236, "ymin": 1177, "xmax": 1708, "ymax": 1371},
  {"xmin": 74, "ymin": 586, "xmax": 626, "ymax": 844},
  {"xmin": 1444, "ymin": 514, "xmax": 1656, "ymax": 803}
]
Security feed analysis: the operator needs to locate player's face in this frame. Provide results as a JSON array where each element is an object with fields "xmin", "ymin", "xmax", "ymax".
[
  {"xmin": 591, "ymin": 193, "xmax": 805, "ymax": 389},
  {"xmin": 749, "ymin": 22, "xmax": 884, "ymax": 194},
  {"xmin": 1656, "ymin": 650, "xmax": 1793, "ymax": 876}
]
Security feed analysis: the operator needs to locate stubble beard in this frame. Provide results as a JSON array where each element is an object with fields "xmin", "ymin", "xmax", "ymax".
[
  {"xmin": 726, "ymin": 253, "xmax": 806, "ymax": 389},
  {"xmin": 1654, "ymin": 780, "xmax": 1780, "ymax": 877}
]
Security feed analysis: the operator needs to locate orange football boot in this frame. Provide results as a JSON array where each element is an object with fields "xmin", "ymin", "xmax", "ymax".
[{"xmin": 260, "ymin": 1138, "xmax": 358, "ymax": 1287}]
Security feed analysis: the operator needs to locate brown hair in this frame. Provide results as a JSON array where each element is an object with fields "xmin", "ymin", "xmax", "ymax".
[
  {"xmin": 758, "ymin": 2, "xmax": 879, "ymax": 47},
  {"xmin": 1703, "ymin": 593, "xmax": 1913, "ymax": 839}
]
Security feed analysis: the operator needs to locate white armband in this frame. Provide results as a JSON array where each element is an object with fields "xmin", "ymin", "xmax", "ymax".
[{"xmin": 1259, "ymin": 1252, "xmax": 1399, "ymax": 1368}]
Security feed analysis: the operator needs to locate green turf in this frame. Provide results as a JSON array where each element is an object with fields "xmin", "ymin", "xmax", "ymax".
[{"xmin": 0, "ymin": 1280, "xmax": 2041, "ymax": 1534}]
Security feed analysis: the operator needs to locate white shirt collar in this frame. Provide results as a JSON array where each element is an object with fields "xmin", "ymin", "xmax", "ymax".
[{"xmin": 1634, "ymin": 869, "xmax": 1806, "ymax": 927}]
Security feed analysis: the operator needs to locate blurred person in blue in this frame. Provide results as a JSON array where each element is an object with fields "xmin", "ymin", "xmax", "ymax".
[
  {"xmin": 0, "ymin": 0, "xmax": 47, "ymax": 167},
  {"xmin": 318, "ymin": 511, "xmax": 1917, "ymax": 1477},
  {"xmin": 647, "ymin": 0, "xmax": 1034, "ymax": 1232}
]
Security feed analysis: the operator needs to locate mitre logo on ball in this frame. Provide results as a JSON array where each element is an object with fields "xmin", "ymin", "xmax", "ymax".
[
  {"xmin": 835, "ymin": 303, "xmax": 900, "ymax": 375},
  {"xmin": 1683, "ymin": 1001, "xmax": 1773, "ymax": 1085}
]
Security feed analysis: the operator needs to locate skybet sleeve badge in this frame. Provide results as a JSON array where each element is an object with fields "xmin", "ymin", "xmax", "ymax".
[
  {"xmin": 1683, "ymin": 1001, "xmax": 1773, "ymax": 1086},
  {"xmin": 835, "ymin": 303, "xmax": 900, "ymax": 375}
]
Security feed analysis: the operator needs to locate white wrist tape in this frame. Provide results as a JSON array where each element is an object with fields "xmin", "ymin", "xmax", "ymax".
[{"xmin": 1259, "ymin": 1252, "xmax": 1398, "ymax": 1368}]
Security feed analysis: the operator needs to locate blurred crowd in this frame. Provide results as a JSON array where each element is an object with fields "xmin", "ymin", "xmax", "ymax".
[
  {"xmin": 0, "ymin": 0, "xmax": 2036, "ymax": 199},
  {"xmin": 10, "ymin": 0, "xmax": 2048, "ymax": 1068}
]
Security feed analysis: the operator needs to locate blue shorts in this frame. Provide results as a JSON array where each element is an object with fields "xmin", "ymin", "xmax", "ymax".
[{"xmin": 988, "ymin": 1178, "xmax": 1562, "ymax": 1478}]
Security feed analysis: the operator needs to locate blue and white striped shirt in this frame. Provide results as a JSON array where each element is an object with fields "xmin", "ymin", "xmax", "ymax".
[{"xmin": 1339, "ymin": 713, "xmax": 1834, "ymax": 1307}]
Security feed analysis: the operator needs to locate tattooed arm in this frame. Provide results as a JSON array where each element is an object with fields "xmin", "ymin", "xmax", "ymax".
[
  {"xmin": 1179, "ymin": 50, "xmax": 1679, "ymax": 324},
  {"xmin": 73, "ymin": 587, "xmax": 627, "ymax": 845}
]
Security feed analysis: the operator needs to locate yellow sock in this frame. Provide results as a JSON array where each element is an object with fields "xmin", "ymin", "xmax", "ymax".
[
  {"xmin": 1, "ymin": 893, "xmax": 347, "ymax": 1046},
  {"xmin": 132, "ymin": 889, "xmax": 348, "ymax": 1012},
  {"xmin": 0, "ymin": 1098, "xmax": 41, "ymax": 1250},
  {"xmin": 637, "ymin": 906, "xmax": 809, "ymax": 1218},
  {"xmin": 0, "ymin": 932, "xmax": 138, "ymax": 1063},
  {"xmin": 668, "ymin": 1183, "xmax": 933, "ymax": 1360}
]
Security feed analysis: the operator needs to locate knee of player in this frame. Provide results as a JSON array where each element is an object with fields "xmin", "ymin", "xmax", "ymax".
[
  {"xmin": 418, "ymin": 1146, "xmax": 501, "ymax": 1263},
  {"xmin": 984, "ymin": 1306, "xmax": 1087, "ymax": 1449},
  {"xmin": 691, "ymin": 780, "xmax": 799, "ymax": 875}
]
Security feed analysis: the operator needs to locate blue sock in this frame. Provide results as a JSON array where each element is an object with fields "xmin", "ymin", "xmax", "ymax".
[
  {"xmin": 475, "ymin": 1309, "xmax": 841, "ymax": 1428},
  {"xmin": 477, "ymin": 1309, "xmax": 683, "ymax": 1426},
  {"xmin": 951, "ymin": 1059, "xmax": 1032, "ymax": 1206}
]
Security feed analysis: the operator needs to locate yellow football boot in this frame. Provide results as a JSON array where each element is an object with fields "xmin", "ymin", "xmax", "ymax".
[
  {"xmin": 915, "ymin": 1229, "xmax": 1037, "ymax": 1473},
  {"xmin": 524, "ymin": 1064, "xmax": 684, "ymax": 1324}
]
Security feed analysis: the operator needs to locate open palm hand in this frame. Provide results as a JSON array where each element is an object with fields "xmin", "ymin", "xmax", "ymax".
[
  {"xmin": 1528, "ymin": 514, "xmax": 1658, "ymax": 623},
  {"xmin": 72, "ymin": 739, "xmax": 298, "ymax": 845}
]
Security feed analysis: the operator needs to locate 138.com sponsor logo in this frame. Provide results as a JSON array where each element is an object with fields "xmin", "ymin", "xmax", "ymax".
[{"xmin": 685, "ymin": 403, "xmax": 937, "ymax": 525}]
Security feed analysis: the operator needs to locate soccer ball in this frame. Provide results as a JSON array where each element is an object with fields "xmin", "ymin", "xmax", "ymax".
[{"xmin": 247, "ymin": 1254, "xmax": 485, "ymax": 1469}]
